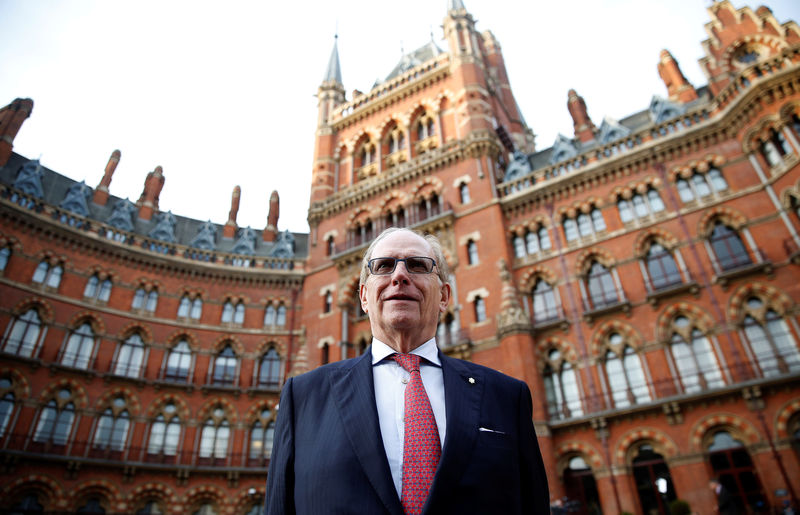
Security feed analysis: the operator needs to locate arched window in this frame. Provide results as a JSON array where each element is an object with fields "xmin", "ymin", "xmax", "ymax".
[
  {"xmin": 708, "ymin": 222, "xmax": 751, "ymax": 271},
  {"xmin": 602, "ymin": 335, "xmax": 650, "ymax": 408},
  {"xmin": 84, "ymin": 274, "xmax": 112, "ymax": 302},
  {"xmin": 191, "ymin": 298, "xmax": 202, "ymax": 320},
  {"xmin": 234, "ymin": 302, "xmax": 245, "ymax": 325},
  {"xmin": 249, "ymin": 408, "xmax": 276, "ymax": 462},
  {"xmin": 644, "ymin": 243, "xmax": 682, "ymax": 290},
  {"xmin": 221, "ymin": 301, "xmax": 235, "ymax": 323},
  {"xmin": 416, "ymin": 114, "xmax": 435, "ymax": 141},
  {"xmin": 531, "ymin": 279, "xmax": 560, "ymax": 324},
  {"xmin": 759, "ymin": 128, "xmax": 793, "ymax": 167},
  {"xmin": 276, "ymin": 304, "xmax": 287, "ymax": 327},
  {"xmin": 562, "ymin": 456, "xmax": 601, "ymax": 515},
  {"xmin": 2, "ymin": 308, "xmax": 43, "ymax": 357},
  {"xmin": 33, "ymin": 388, "xmax": 75, "ymax": 445},
  {"xmin": 741, "ymin": 297, "xmax": 800, "ymax": 377},
  {"xmin": 136, "ymin": 500, "xmax": 165, "ymax": 515},
  {"xmin": 563, "ymin": 218, "xmax": 578, "ymax": 242},
  {"xmin": 132, "ymin": 288, "xmax": 146, "ymax": 310},
  {"xmin": 61, "ymin": 322, "xmax": 95, "ymax": 369},
  {"xmin": 264, "ymin": 305, "xmax": 276, "ymax": 326},
  {"xmin": 632, "ymin": 444, "xmax": 676, "ymax": 515},
  {"xmin": 474, "ymin": 296, "xmax": 486, "ymax": 323},
  {"xmin": 148, "ymin": 402, "xmax": 181, "ymax": 456},
  {"xmin": 513, "ymin": 236, "xmax": 525, "ymax": 258},
  {"xmin": 466, "ymin": 240, "xmax": 478, "ymax": 265},
  {"xmin": 707, "ymin": 431, "xmax": 767, "ymax": 512},
  {"xmin": 676, "ymin": 169, "xmax": 728, "ymax": 202},
  {"xmin": 257, "ymin": 348, "xmax": 282, "ymax": 388},
  {"xmin": 0, "ymin": 246, "xmax": 9, "ymax": 271},
  {"xmin": 199, "ymin": 406, "xmax": 229, "ymax": 459},
  {"xmin": 542, "ymin": 349, "xmax": 582, "ymax": 420},
  {"xmin": 669, "ymin": 316, "xmax": 724, "ymax": 393},
  {"xmin": 212, "ymin": 345, "xmax": 237, "ymax": 386},
  {"xmin": 76, "ymin": 497, "xmax": 106, "ymax": 514},
  {"xmin": 164, "ymin": 339, "xmax": 192, "ymax": 382},
  {"xmin": 618, "ymin": 189, "xmax": 665, "ymax": 222},
  {"xmin": 177, "ymin": 296, "xmax": 192, "ymax": 318},
  {"xmin": 0, "ymin": 377, "xmax": 16, "ymax": 438},
  {"xmin": 93, "ymin": 396, "xmax": 130, "ymax": 451},
  {"xmin": 115, "ymin": 333, "xmax": 145, "ymax": 378},
  {"xmin": 323, "ymin": 291, "xmax": 333, "ymax": 314},
  {"xmin": 586, "ymin": 261, "xmax": 620, "ymax": 309},
  {"xmin": 459, "ymin": 182, "xmax": 470, "ymax": 204},
  {"xmin": 145, "ymin": 290, "xmax": 158, "ymax": 312},
  {"xmin": 32, "ymin": 261, "xmax": 62, "ymax": 288}
]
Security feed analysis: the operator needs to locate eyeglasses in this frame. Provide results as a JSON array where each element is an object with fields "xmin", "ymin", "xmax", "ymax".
[{"xmin": 367, "ymin": 256, "xmax": 437, "ymax": 275}]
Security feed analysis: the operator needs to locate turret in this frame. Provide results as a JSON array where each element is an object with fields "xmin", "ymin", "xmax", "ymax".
[
  {"xmin": 0, "ymin": 98, "xmax": 33, "ymax": 167},
  {"xmin": 567, "ymin": 89, "xmax": 596, "ymax": 144},
  {"xmin": 223, "ymin": 185, "xmax": 241, "ymax": 239},
  {"xmin": 137, "ymin": 166, "xmax": 164, "ymax": 221},
  {"xmin": 93, "ymin": 150, "xmax": 121, "ymax": 206},
  {"xmin": 311, "ymin": 37, "xmax": 346, "ymax": 205},
  {"xmin": 658, "ymin": 50, "xmax": 698, "ymax": 103},
  {"xmin": 443, "ymin": 0, "xmax": 478, "ymax": 59},
  {"xmin": 264, "ymin": 190, "xmax": 280, "ymax": 242}
]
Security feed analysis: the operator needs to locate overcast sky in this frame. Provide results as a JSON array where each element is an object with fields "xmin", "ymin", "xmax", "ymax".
[{"xmin": 2, "ymin": 0, "xmax": 798, "ymax": 234}]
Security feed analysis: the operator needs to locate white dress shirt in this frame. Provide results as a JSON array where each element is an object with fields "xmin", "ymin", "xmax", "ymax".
[{"xmin": 371, "ymin": 337, "xmax": 447, "ymax": 498}]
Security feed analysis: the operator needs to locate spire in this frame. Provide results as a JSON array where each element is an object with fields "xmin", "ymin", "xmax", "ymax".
[
  {"xmin": 0, "ymin": 98, "xmax": 34, "ymax": 168},
  {"xmin": 323, "ymin": 35, "xmax": 342, "ymax": 85},
  {"xmin": 136, "ymin": 166, "xmax": 164, "ymax": 221},
  {"xmin": 223, "ymin": 185, "xmax": 241, "ymax": 239},
  {"xmin": 658, "ymin": 49, "xmax": 698, "ymax": 103},
  {"xmin": 448, "ymin": 0, "xmax": 466, "ymax": 12},
  {"xmin": 93, "ymin": 149, "xmax": 121, "ymax": 206},
  {"xmin": 567, "ymin": 89, "xmax": 596, "ymax": 144},
  {"xmin": 264, "ymin": 190, "xmax": 280, "ymax": 242}
]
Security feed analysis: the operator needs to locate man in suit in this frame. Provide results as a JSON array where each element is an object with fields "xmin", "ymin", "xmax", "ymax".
[{"xmin": 265, "ymin": 228, "xmax": 550, "ymax": 514}]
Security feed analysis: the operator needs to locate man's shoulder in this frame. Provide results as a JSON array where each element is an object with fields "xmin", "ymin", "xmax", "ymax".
[{"xmin": 441, "ymin": 354, "xmax": 528, "ymax": 389}]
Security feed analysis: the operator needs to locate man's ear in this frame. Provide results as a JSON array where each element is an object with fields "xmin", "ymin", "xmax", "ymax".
[
  {"xmin": 439, "ymin": 283, "xmax": 451, "ymax": 313},
  {"xmin": 359, "ymin": 284, "xmax": 369, "ymax": 313}
]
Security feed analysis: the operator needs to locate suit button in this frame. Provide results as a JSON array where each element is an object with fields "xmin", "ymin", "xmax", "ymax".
[{"xmin": 401, "ymin": 378, "xmax": 408, "ymax": 384}]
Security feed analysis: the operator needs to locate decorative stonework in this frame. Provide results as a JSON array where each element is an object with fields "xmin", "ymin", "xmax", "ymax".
[
  {"xmin": 689, "ymin": 412, "xmax": 761, "ymax": 452},
  {"xmin": 613, "ymin": 427, "xmax": 679, "ymax": 466},
  {"xmin": 495, "ymin": 259, "xmax": 531, "ymax": 338}
]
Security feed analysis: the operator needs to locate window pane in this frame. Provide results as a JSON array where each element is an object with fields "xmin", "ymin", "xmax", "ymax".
[
  {"xmin": 62, "ymin": 323, "xmax": 94, "ymax": 369},
  {"xmin": 676, "ymin": 179, "xmax": 694, "ymax": 202},
  {"xmin": 538, "ymin": 228, "xmax": 551, "ymax": 250},
  {"xmin": 199, "ymin": 423, "xmax": 215, "ymax": 458},
  {"xmin": 632, "ymin": 194, "xmax": 648, "ymax": 218},
  {"xmin": 692, "ymin": 173, "xmax": 711, "ymax": 197},
  {"xmin": 84, "ymin": 276, "xmax": 99, "ymax": 298},
  {"xmin": 624, "ymin": 348, "xmax": 650, "ymax": 404},
  {"xmin": 513, "ymin": 237, "xmax": 525, "ymax": 258},
  {"xmin": 591, "ymin": 209, "xmax": 606, "ymax": 231},
  {"xmin": 4, "ymin": 309, "xmax": 41, "ymax": 357},
  {"xmin": 618, "ymin": 199, "xmax": 633, "ymax": 223},
  {"xmin": 766, "ymin": 313, "xmax": 800, "ymax": 373},
  {"xmin": 148, "ymin": 417, "xmax": 166, "ymax": 454},
  {"xmin": 32, "ymin": 262, "xmax": 48, "ymax": 283},
  {"xmin": 46, "ymin": 265, "xmax": 63, "ymax": 288},
  {"xmin": 525, "ymin": 232, "xmax": 539, "ymax": 254},
  {"xmin": 98, "ymin": 280, "xmax": 112, "ymax": 302},
  {"xmin": 708, "ymin": 168, "xmax": 728, "ymax": 192},
  {"xmin": 564, "ymin": 219, "xmax": 578, "ymax": 241},
  {"xmin": 34, "ymin": 401, "xmax": 57, "ymax": 442},
  {"xmin": 647, "ymin": 189, "xmax": 665, "ymax": 212},
  {"xmin": 178, "ymin": 297, "xmax": 191, "ymax": 318},
  {"xmin": 0, "ymin": 392, "xmax": 14, "ymax": 437},
  {"xmin": 710, "ymin": 224, "xmax": 751, "ymax": 270},
  {"xmin": 605, "ymin": 352, "xmax": 629, "ymax": 408},
  {"xmin": 577, "ymin": 213, "xmax": 592, "ymax": 236},
  {"xmin": 191, "ymin": 299, "xmax": 203, "ymax": 319},
  {"xmin": 647, "ymin": 245, "xmax": 681, "ymax": 289},
  {"xmin": 562, "ymin": 363, "xmax": 583, "ymax": 417}
]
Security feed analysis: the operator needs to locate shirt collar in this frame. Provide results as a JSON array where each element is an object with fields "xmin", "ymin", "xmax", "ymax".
[{"xmin": 371, "ymin": 337, "xmax": 441, "ymax": 367}]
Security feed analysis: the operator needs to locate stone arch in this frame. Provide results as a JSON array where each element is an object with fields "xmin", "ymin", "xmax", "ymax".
[
  {"xmin": 67, "ymin": 479, "xmax": 122, "ymax": 511},
  {"xmin": 244, "ymin": 399, "xmax": 279, "ymax": 425},
  {"xmin": 0, "ymin": 367, "xmax": 31, "ymax": 397},
  {"xmin": 38, "ymin": 378, "xmax": 89, "ymax": 409},
  {"xmin": 410, "ymin": 177, "xmax": 444, "ymax": 200},
  {"xmin": 235, "ymin": 486, "xmax": 266, "ymax": 512},
  {"xmin": 378, "ymin": 190, "xmax": 410, "ymax": 214},
  {"xmin": 127, "ymin": 483, "xmax": 176, "ymax": 513},
  {"xmin": 117, "ymin": 322, "xmax": 153, "ymax": 345},
  {"xmin": 689, "ymin": 412, "xmax": 761, "ymax": 452},
  {"xmin": 183, "ymin": 484, "xmax": 227, "ymax": 512},
  {"xmin": 11, "ymin": 297, "xmax": 54, "ymax": 324},
  {"xmin": 520, "ymin": 265, "xmax": 559, "ymax": 291},
  {"xmin": 742, "ymin": 114, "xmax": 786, "ymax": 153},
  {"xmin": 146, "ymin": 393, "xmax": 190, "ymax": 420},
  {"xmin": 535, "ymin": 336, "xmax": 579, "ymax": 369},
  {"xmin": 780, "ymin": 184, "xmax": 800, "ymax": 209},
  {"xmin": 211, "ymin": 335, "xmax": 244, "ymax": 355},
  {"xmin": 165, "ymin": 329, "xmax": 199, "ymax": 352},
  {"xmin": 697, "ymin": 206, "xmax": 748, "ymax": 238},
  {"xmin": 668, "ymin": 154, "xmax": 726, "ymax": 181},
  {"xmin": 94, "ymin": 387, "xmax": 141, "ymax": 416},
  {"xmin": 83, "ymin": 264, "xmax": 119, "ymax": 283},
  {"xmin": 1, "ymin": 475, "xmax": 63, "ymax": 511},
  {"xmin": 575, "ymin": 248, "xmax": 616, "ymax": 275},
  {"xmin": 614, "ymin": 427, "xmax": 679, "ymax": 466},
  {"xmin": 728, "ymin": 281, "xmax": 794, "ymax": 323},
  {"xmin": 609, "ymin": 175, "xmax": 664, "ymax": 203},
  {"xmin": 721, "ymin": 33, "xmax": 788, "ymax": 75},
  {"xmin": 555, "ymin": 441, "xmax": 605, "ymax": 474},
  {"xmin": 197, "ymin": 397, "xmax": 238, "ymax": 424},
  {"xmin": 775, "ymin": 397, "xmax": 800, "ymax": 439},
  {"xmin": 656, "ymin": 302, "xmax": 717, "ymax": 343},
  {"xmin": 0, "ymin": 233, "xmax": 21, "ymax": 252},
  {"xmin": 590, "ymin": 320, "xmax": 644, "ymax": 358},
  {"xmin": 779, "ymin": 101, "xmax": 800, "ymax": 122},
  {"xmin": 66, "ymin": 310, "xmax": 105, "ymax": 335},
  {"xmin": 346, "ymin": 205, "xmax": 377, "ymax": 229},
  {"xmin": 255, "ymin": 339, "xmax": 287, "ymax": 358},
  {"xmin": 633, "ymin": 227, "xmax": 681, "ymax": 258}
]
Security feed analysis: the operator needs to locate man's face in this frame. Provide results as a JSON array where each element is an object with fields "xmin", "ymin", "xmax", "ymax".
[{"xmin": 360, "ymin": 231, "xmax": 450, "ymax": 347}]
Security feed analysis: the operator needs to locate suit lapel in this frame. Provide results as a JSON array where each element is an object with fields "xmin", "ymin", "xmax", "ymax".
[
  {"xmin": 425, "ymin": 353, "xmax": 484, "ymax": 511},
  {"xmin": 331, "ymin": 351, "xmax": 403, "ymax": 515}
]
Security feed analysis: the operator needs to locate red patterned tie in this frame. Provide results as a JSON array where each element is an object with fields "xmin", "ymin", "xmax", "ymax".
[{"xmin": 392, "ymin": 353, "xmax": 441, "ymax": 515}]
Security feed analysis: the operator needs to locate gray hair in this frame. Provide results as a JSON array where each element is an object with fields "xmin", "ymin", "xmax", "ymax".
[{"xmin": 359, "ymin": 227, "xmax": 450, "ymax": 287}]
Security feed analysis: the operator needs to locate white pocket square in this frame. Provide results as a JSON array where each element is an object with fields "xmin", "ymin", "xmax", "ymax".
[{"xmin": 478, "ymin": 427, "xmax": 506, "ymax": 434}]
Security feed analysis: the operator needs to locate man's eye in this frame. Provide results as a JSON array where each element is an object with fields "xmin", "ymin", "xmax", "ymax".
[
  {"xmin": 374, "ymin": 259, "xmax": 394, "ymax": 272},
  {"xmin": 407, "ymin": 258, "xmax": 427, "ymax": 272}
]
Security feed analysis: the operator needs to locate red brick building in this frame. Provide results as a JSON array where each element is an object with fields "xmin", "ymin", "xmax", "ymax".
[{"xmin": 1, "ymin": 1, "xmax": 800, "ymax": 513}]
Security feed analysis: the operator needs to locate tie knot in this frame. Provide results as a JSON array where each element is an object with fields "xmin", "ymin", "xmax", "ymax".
[{"xmin": 392, "ymin": 353, "xmax": 420, "ymax": 373}]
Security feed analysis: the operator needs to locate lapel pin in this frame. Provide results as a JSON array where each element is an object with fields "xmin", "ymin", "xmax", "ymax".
[{"xmin": 468, "ymin": 377, "xmax": 475, "ymax": 384}]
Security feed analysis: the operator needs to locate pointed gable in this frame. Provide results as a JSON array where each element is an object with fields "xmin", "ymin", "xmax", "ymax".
[
  {"xmin": 649, "ymin": 95, "xmax": 685, "ymax": 124},
  {"xmin": 598, "ymin": 117, "xmax": 632, "ymax": 144},
  {"xmin": 549, "ymin": 134, "xmax": 578, "ymax": 165},
  {"xmin": 12, "ymin": 160, "xmax": 45, "ymax": 198},
  {"xmin": 59, "ymin": 180, "xmax": 92, "ymax": 217}
]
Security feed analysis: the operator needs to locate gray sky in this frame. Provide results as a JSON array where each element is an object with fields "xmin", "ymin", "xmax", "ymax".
[{"xmin": 2, "ymin": 0, "xmax": 798, "ymax": 234}]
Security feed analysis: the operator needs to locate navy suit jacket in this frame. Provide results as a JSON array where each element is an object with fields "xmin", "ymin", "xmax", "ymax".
[{"xmin": 265, "ymin": 348, "xmax": 550, "ymax": 514}]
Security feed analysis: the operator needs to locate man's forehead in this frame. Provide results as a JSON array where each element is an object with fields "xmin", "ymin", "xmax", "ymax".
[{"xmin": 373, "ymin": 232, "xmax": 433, "ymax": 257}]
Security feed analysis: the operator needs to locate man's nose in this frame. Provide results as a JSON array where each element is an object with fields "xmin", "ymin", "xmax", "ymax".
[{"xmin": 391, "ymin": 260, "xmax": 411, "ymax": 283}]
